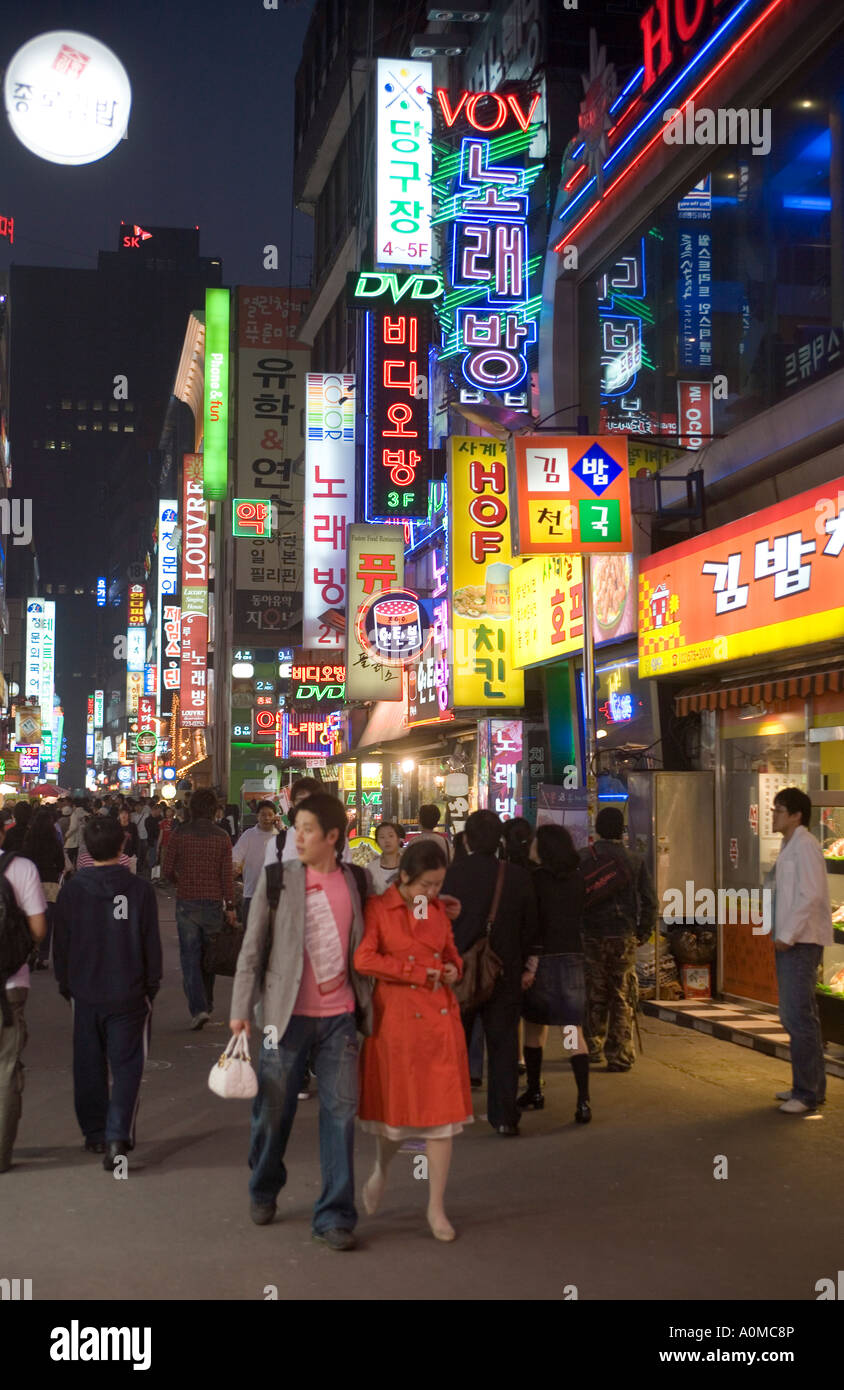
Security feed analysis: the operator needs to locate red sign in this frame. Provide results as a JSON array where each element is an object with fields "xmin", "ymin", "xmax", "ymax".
[
  {"xmin": 138, "ymin": 696, "xmax": 155, "ymax": 731},
  {"xmin": 434, "ymin": 89, "xmax": 540, "ymax": 132},
  {"xmin": 677, "ymin": 381, "xmax": 713, "ymax": 450},
  {"xmin": 121, "ymin": 223, "xmax": 153, "ymax": 248},
  {"xmin": 0, "ymin": 215, "xmax": 14, "ymax": 246},
  {"xmin": 640, "ymin": 0, "xmax": 730, "ymax": 93},
  {"xmin": 128, "ymin": 584, "xmax": 146, "ymax": 627},
  {"xmin": 162, "ymin": 603, "xmax": 181, "ymax": 691},
  {"xmin": 180, "ymin": 455, "xmax": 209, "ymax": 727}
]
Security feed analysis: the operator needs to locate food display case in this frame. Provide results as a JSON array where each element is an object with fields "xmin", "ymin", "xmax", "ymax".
[{"xmin": 810, "ymin": 791, "xmax": 844, "ymax": 1046}]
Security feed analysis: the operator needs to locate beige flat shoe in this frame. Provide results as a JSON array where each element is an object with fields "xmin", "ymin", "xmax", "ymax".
[
  {"xmin": 427, "ymin": 1216, "xmax": 456, "ymax": 1242},
  {"xmin": 362, "ymin": 1171, "xmax": 385, "ymax": 1216}
]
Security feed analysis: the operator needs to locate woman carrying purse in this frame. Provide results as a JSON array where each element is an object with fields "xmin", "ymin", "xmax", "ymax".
[{"xmin": 520, "ymin": 824, "xmax": 592, "ymax": 1124}]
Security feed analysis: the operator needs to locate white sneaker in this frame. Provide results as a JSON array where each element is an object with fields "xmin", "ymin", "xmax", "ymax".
[
  {"xmin": 775, "ymin": 1090, "xmax": 792, "ymax": 1101},
  {"xmin": 778, "ymin": 1098, "xmax": 813, "ymax": 1114}
]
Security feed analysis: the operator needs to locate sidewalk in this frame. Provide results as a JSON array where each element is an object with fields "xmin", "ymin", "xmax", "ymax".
[{"xmin": 4, "ymin": 888, "xmax": 842, "ymax": 1302}]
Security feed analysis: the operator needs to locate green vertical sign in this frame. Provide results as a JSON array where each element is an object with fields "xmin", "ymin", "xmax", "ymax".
[{"xmin": 203, "ymin": 288, "xmax": 230, "ymax": 501}]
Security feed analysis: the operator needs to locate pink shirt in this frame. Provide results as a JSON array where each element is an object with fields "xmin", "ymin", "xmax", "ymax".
[{"xmin": 293, "ymin": 866, "xmax": 355, "ymax": 1017}]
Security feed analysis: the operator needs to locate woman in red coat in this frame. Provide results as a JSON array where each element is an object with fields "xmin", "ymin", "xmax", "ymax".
[{"xmin": 354, "ymin": 838, "xmax": 472, "ymax": 1242}]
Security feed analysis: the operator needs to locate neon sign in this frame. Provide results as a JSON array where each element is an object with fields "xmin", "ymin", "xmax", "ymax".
[
  {"xmin": 348, "ymin": 270, "xmax": 443, "ymax": 308},
  {"xmin": 434, "ymin": 89, "xmax": 543, "ymax": 407},
  {"xmin": 121, "ymin": 223, "xmax": 153, "ymax": 248},
  {"xmin": 276, "ymin": 709, "xmax": 342, "ymax": 761},
  {"xmin": 354, "ymin": 588, "xmax": 432, "ymax": 669},
  {"xmin": 128, "ymin": 583, "xmax": 146, "ymax": 626},
  {"xmin": 232, "ymin": 499, "xmax": 272, "ymax": 539},
  {"xmin": 203, "ymin": 288, "xmax": 230, "ymax": 501},
  {"xmin": 375, "ymin": 58, "xmax": 433, "ymax": 267},
  {"xmin": 367, "ymin": 311, "xmax": 431, "ymax": 521},
  {"xmin": 640, "ymin": 0, "xmax": 731, "ymax": 93},
  {"xmin": 96, "ymin": 576, "xmax": 107, "ymax": 607},
  {"xmin": 0, "ymin": 215, "xmax": 14, "ymax": 245}
]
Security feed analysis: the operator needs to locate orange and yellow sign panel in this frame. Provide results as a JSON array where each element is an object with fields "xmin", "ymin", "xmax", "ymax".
[
  {"xmin": 639, "ymin": 477, "xmax": 844, "ymax": 678},
  {"xmin": 509, "ymin": 434, "xmax": 632, "ymax": 555},
  {"xmin": 449, "ymin": 437, "xmax": 524, "ymax": 707},
  {"xmin": 511, "ymin": 555, "xmax": 584, "ymax": 669}
]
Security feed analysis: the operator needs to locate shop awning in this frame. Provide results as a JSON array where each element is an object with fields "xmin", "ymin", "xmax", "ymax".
[{"xmin": 675, "ymin": 667, "xmax": 844, "ymax": 717}]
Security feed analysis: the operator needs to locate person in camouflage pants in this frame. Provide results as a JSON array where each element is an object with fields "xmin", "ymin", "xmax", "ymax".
[{"xmin": 579, "ymin": 808, "xmax": 655, "ymax": 1072}]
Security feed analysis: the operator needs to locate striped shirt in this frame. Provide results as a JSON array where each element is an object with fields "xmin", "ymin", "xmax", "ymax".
[{"xmin": 76, "ymin": 849, "xmax": 134, "ymax": 872}]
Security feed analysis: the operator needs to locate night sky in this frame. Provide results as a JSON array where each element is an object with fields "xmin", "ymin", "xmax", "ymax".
[{"xmin": 0, "ymin": 0, "xmax": 315, "ymax": 282}]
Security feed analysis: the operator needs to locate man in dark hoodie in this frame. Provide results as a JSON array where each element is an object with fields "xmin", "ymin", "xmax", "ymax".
[{"xmin": 53, "ymin": 817, "xmax": 162, "ymax": 1171}]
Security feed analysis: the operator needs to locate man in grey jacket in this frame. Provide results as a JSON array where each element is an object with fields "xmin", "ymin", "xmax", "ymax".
[{"xmin": 230, "ymin": 794, "xmax": 372, "ymax": 1250}]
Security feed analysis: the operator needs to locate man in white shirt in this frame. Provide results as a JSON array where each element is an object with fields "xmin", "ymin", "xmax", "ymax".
[
  {"xmin": 233, "ymin": 802, "xmax": 279, "ymax": 928},
  {"xmin": 772, "ymin": 787, "xmax": 833, "ymax": 1114},
  {"xmin": 0, "ymin": 826, "xmax": 48, "ymax": 1171},
  {"xmin": 132, "ymin": 800, "xmax": 151, "ymax": 876}
]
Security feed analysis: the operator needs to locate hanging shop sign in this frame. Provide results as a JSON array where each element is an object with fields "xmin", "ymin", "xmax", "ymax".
[
  {"xmin": 434, "ymin": 86, "xmax": 544, "ymax": 410},
  {"xmin": 354, "ymin": 589, "xmax": 432, "ymax": 670},
  {"xmin": 275, "ymin": 709, "xmax": 343, "ymax": 761},
  {"xmin": 251, "ymin": 707, "xmax": 277, "ymax": 744},
  {"xmin": 677, "ymin": 380, "xmax": 713, "ymax": 450},
  {"xmin": 203, "ymin": 288, "xmax": 231, "ymax": 501},
  {"xmin": 162, "ymin": 603, "xmax": 181, "ymax": 693},
  {"xmin": 94, "ymin": 690, "xmax": 104, "ymax": 729},
  {"xmin": 449, "ymin": 436, "xmax": 524, "ymax": 707},
  {"xmin": 366, "ymin": 308, "xmax": 432, "ymax": 521},
  {"xmin": 86, "ymin": 695, "xmax": 94, "ymax": 736},
  {"xmin": 180, "ymin": 454, "xmax": 209, "ymax": 728},
  {"xmin": 156, "ymin": 500, "xmax": 178, "ymax": 714},
  {"xmin": 348, "ymin": 270, "xmax": 443, "ymax": 308},
  {"xmin": 25, "ymin": 598, "xmax": 55, "ymax": 716},
  {"xmin": 3, "ymin": 30, "xmax": 131, "ymax": 166},
  {"xmin": 126, "ymin": 672, "xmax": 143, "ymax": 718},
  {"xmin": 509, "ymin": 434, "xmax": 632, "ymax": 554},
  {"xmin": 638, "ymin": 475, "xmax": 844, "ymax": 678},
  {"xmin": 128, "ymin": 584, "xmax": 146, "ymax": 626},
  {"xmin": 478, "ymin": 718, "xmax": 524, "ymax": 821},
  {"xmin": 375, "ymin": 58, "xmax": 433, "ymax": 268},
  {"xmin": 0, "ymin": 214, "xmax": 14, "ymax": 245},
  {"xmin": 511, "ymin": 555, "xmax": 584, "ymax": 669},
  {"xmin": 303, "ymin": 374, "xmax": 356, "ymax": 648},
  {"xmin": 406, "ymin": 545, "xmax": 452, "ymax": 727},
  {"xmin": 345, "ymin": 525, "xmax": 406, "ymax": 701},
  {"xmin": 18, "ymin": 746, "xmax": 41, "ymax": 776},
  {"xmin": 233, "ymin": 499, "xmax": 272, "ymax": 539},
  {"xmin": 126, "ymin": 627, "xmax": 145, "ymax": 673},
  {"xmin": 96, "ymin": 577, "xmax": 107, "ymax": 607},
  {"xmin": 16, "ymin": 707, "xmax": 41, "ymax": 745},
  {"xmin": 234, "ymin": 288, "xmax": 309, "ymax": 643}
]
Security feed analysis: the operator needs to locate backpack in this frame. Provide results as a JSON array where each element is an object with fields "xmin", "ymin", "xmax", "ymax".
[
  {"xmin": 0, "ymin": 854, "xmax": 36, "ymax": 1025},
  {"xmin": 582, "ymin": 845, "xmax": 634, "ymax": 911}
]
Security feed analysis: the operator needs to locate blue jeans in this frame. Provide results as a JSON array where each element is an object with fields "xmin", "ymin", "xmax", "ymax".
[
  {"xmin": 72, "ymin": 998, "xmax": 152, "ymax": 1144},
  {"xmin": 176, "ymin": 900, "xmax": 223, "ymax": 1017},
  {"xmin": 776, "ymin": 943, "xmax": 825, "ymax": 1107},
  {"xmin": 249, "ymin": 1013, "xmax": 359, "ymax": 1232}
]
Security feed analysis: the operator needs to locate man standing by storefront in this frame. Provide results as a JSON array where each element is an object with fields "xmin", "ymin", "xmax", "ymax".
[
  {"xmin": 771, "ymin": 788, "xmax": 832, "ymax": 1115},
  {"xmin": 163, "ymin": 787, "xmax": 235, "ymax": 1030}
]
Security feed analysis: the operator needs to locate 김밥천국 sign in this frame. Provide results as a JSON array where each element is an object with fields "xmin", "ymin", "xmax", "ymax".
[
  {"xmin": 638, "ymin": 476, "xmax": 844, "ymax": 678},
  {"xmin": 449, "ymin": 436, "xmax": 523, "ymax": 707},
  {"xmin": 509, "ymin": 434, "xmax": 632, "ymax": 555}
]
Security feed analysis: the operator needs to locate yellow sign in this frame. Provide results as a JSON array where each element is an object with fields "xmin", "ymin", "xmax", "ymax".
[
  {"xmin": 449, "ymin": 437, "xmax": 524, "ymax": 707},
  {"xmin": 511, "ymin": 555, "xmax": 585, "ymax": 669}
]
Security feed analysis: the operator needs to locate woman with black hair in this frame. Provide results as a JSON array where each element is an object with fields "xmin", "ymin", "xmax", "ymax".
[
  {"xmin": 501, "ymin": 816, "xmax": 532, "ymax": 869},
  {"xmin": 22, "ymin": 807, "xmax": 65, "ymax": 968},
  {"xmin": 365, "ymin": 822, "xmax": 405, "ymax": 895},
  {"xmin": 354, "ymin": 837, "xmax": 471, "ymax": 1242},
  {"xmin": 519, "ymin": 823, "xmax": 592, "ymax": 1124}
]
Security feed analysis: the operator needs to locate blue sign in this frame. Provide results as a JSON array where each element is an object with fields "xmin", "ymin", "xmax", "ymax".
[
  {"xmin": 96, "ymin": 577, "xmax": 107, "ymax": 607},
  {"xmin": 160, "ymin": 766, "xmax": 176, "ymax": 781},
  {"xmin": 609, "ymin": 691, "xmax": 635, "ymax": 722},
  {"xmin": 678, "ymin": 230, "xmax": 712, "ymax": 370},
  {"xmin": 117, "ymin": 766, "xmax": 132, "ymax": 784},
  {"xmin": 144, "ymin": 664, "xmax": 156, "ymax": 695}
]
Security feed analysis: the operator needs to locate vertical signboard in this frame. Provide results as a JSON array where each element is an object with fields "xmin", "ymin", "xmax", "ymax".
[
  {"xmin": 157, "ymin": 500, "xmax": 178, "ymax": 714},
  {"xmin": 25, "ymin": 598, "xmax": 56, "ymax": 719},
  {"xmin": 303, "ymin": 374, "xmax": 356, "ymax": 648},
  {"xmin": 375, "ymin": 58, "xmax": 433, "ymax": 268},
  {"xmin": 162, "ymin": 603, "xmax": 182, "ymax": 703},
  {"xmin": 235, "ymin": 288, "xmax": 310, "ymax": 641},
  {"xmin": 677, "ymin": 381, "xmax": 713, "ymax": 450},
  {"xmin": 203, "ymin": 288, "xmax": 231, "ymax": 501},
  {"xmin": 94, "ymin": 689, "xmax": 104, "ymax": 728},
  {"xmin": 478, "ymin": 718, "xmax": 524, "ymax": 820},
  {"xmin": 345, "ymin": 524, "xmax": 405, "ymax": 701},
  {"xmin": 448, "ymin": 437, "xmax": 524, "ymax": 707},
  {"xmin": 180, "ymin": 454, "xmax": 209, "ymax": 727},
  {"xmin": 366, "ymin": 309, "xmax": 432, "ymax": 522},
  {"xmin": 406, "ymin": 544, "xmax": 452, "ymax": 726}
]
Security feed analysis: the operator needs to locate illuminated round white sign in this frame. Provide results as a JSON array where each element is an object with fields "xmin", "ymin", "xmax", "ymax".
[{"xmin": 4, "ymin": 30, "xmax": 131, "ymax": 166}]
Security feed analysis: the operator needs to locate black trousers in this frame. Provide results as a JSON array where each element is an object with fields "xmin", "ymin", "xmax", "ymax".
[
  {"xmin": 462, "ymin": 982, "xmax": 521, "ymax": 1129},
  {"xmin": 72, "ymin": 998, "xmax": 152, "ymax": 1145}
]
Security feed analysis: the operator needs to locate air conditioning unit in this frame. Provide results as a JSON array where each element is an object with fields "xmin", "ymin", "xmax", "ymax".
[{"xmin": 410, "ymin": 34, "xmax": 469, "ymax": 57}]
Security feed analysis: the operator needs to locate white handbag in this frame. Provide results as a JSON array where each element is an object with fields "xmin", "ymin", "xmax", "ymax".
[{"xmin": 208, "ymin": 1032, "xmax": 258, "ymax": 1100}]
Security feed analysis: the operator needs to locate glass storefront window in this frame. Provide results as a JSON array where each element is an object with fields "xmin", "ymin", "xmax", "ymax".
[{"xmin": 580, "ymin": 42, "xmax": 844, "ymax": 443}]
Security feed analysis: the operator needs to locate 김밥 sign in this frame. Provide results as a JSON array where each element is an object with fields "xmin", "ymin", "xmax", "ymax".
[
  {"xmin": 345, "ymin": 525, "xmax": 405, "ymax": 702},
  {"xmin": 180, "ymin": 454, "xmax": 209, "ymax": 728},
  {"xmin": 304, "ymin": 374, "xmax": 356, "ymax": 648},
  {"xmin": 449, "ymin": 437, "xmax": 524, "ymax": 707},
  {"xmin": 509, "ymin": 435, "xmax": 632, "ymax": 554},
  {"xmin": 639, "ymin": 475, "xmax": 844, "ymax": 677},
  {"xmin": 3, "ymin": 30, "xmax": 132, "ymax": 166},
  {"xmin": 375, "ymin": 58, "xmax": 433, "ymax": 268}
]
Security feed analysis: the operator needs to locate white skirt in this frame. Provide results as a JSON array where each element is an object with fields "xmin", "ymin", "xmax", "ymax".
[{"xmin": 359, "ymin": 1117, "xmax": 474, "ymax": 1140}]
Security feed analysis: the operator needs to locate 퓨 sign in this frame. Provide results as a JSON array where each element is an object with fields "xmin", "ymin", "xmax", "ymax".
[
  {"xmin": 345, "ymin": 525, "xmax": 405, "ymax": 701},
  {"xmin": 639, "ymin": 475, "xmax": 844, "ymax": 677}
]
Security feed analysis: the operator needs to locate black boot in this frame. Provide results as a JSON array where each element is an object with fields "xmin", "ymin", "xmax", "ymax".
[
  {"xmin": 103, "ymin": 1140, "xmax": 128, "ymax": 1172},
  {"xmin": 517, "ymin": 1046, "xmax": 544, "ymax": 1110},
  {"xmin": 571, "ymin": 1055, "xmax": 591, "ymax": 1123}
]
